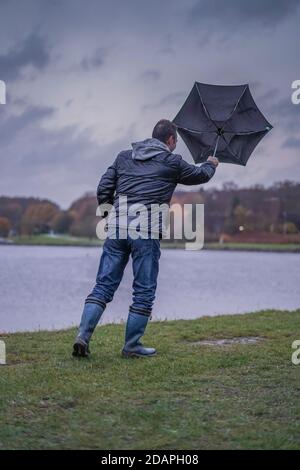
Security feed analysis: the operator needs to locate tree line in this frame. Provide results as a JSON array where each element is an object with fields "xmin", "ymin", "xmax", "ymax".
[{"xmin": 0, "ymin": 180, "xmax": 299, "ymax": 240}]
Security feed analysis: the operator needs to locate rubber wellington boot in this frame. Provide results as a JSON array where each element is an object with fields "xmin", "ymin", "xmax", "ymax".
[{"xmin": 122, "ymin": 311, "xmax": 156, "ymax": 358}]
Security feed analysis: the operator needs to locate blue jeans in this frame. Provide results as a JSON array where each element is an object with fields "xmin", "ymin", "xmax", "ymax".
[{"xmin": 78, "ymin": 236, "xmax": 161, "ymax": 342}]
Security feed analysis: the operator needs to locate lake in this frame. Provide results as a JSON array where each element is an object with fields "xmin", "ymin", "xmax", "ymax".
[{"xmin": 0, "ymin": 245, "xmax": 299, "ymax": 332}]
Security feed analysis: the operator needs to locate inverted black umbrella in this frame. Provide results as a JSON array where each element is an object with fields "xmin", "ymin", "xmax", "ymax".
[{"xmin": 173, "ymin": 82, "xmax": 272, "ymax": 165}]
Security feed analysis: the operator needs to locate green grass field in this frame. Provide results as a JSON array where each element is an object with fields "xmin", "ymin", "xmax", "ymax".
[
  {"xmin": 204, "ymin": 242, "xmax": 300, "ymax": 252},
  {"xmin": 10, "ymin": 234, "xmax": 102, "ymax": 247},
  {"xmin": 1, "ymin": 310, "xmax": 300, "ymax": 449},
  {"xmin": 7, "ymin": 235, "xmax": 300, "ymax": 252}
]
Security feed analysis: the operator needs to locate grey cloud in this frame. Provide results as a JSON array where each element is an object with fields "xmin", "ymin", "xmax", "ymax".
[
  {"xmin": 0, "ymin": 102, "xmax": 136, "ymax": 207},
  {"xmin": 281, "ymin": 137, "xmax": 300, "ymax": 149},
  {"xmin": 0, "ymin": 0, "xmax": 299, "ymax": 203},
  {"xmin": 0, "ymin": 32, "xmax": 51, "ymax": 81},
  {"xmin": 142, "ymin": 91, "xmax": 186, "ymax": 111},
  {"xmin": 80, "ymin": 48, "xmax": 106, "ymax": 70},
  {"xmin": 65, "ymin": 99, "xmax": 73, "ymax": 108},
  {"xmin": 257, "ymin": 88, "xmax": 279, "ymax": 104},
  {"xmin": 0, "ymin": 105, "xmax": 56, "ymax": 146},
  {"xmin": 266, "ymin": 96, "xmax": 300, "ymax": 131},
  {"xmin": 140, "ymin": 69, "xmax": 161, "ymax": 81},
  {"xmin": 0, "ymin": 124, "xmax": 101, "ymax": 206},
  {"xmin": 188, "ymin": 0, "xmax": 300, "ymax": 29},
  {"xmin": 158, "ymin": 46, "xmax": 175, "ymax": 56}
]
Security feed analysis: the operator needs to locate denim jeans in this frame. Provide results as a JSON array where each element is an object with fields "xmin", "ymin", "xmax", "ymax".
[{"xmin": 85, "ymin": 236, "xmax": 161, "ymax": 317}]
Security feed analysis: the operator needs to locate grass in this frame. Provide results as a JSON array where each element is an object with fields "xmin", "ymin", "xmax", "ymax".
[
  {"xmin": 162, "ymin": 241, "xmax": 300, "ymax": 252},
  {"xmin": 204, "ymin": 242, "xmax": 300, "ymax": 252},
  {"xmin": 7, "ymin": 235, "xmax": 300, "ymax": 252},
  {"xmin": 1, "ymin": 310, "xmax": 300, "ymax": 450},
  {"xmin": 10, "ymin": 234, "xmax": 102, "ymax": 247}
]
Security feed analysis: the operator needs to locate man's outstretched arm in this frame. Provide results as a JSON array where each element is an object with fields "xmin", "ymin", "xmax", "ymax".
[
  {"xmin": 177, "ymin": 156, "xmax": 218, "ymax": 185},
  {"xmin": 97, "ymin": 159, "xmax": 117, "ymax": 206}
]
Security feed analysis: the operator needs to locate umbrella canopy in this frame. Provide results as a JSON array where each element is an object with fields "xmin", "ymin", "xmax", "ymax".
[{"xmin": 173, "ymin": 82, "xmax": 272, "ymax": 165}]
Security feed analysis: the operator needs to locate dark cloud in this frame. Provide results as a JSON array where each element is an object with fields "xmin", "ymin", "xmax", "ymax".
[
  {"xmin": 0, "ymin": 32, "xmax": 51, "ymax": 81},
  {"xmin": 266, "ymin": 96, "xmax": 300, "ymax": 131},
  {"xmin": 142, "ymin": 91, "xmax": 186, "ymax": 111},
  {"xmin": 257, "ymin": 88, "xmax": 279, "ymax": 105},
  {"xmin": 0, "ymin": 0, "xmax": 299, "ymax": 203},
  {"xmin": 0, "ymin": 105, "xmax": 56, "ymax": 146},
  {"xmin": 140, "ymin": 69, "xmax": 161, "ymax": 81},
  {"xmin": 158, "ymin": 46, "xmax": 175, "ymax": 56},
  {"xmin": 0, "ymin": 102, "xmax": 136, "ymax": 206},
  {"xmin": 188, "ymin": 0, "xmax": 300, "ymax": 29},
  {"xmin": 281, "ymin": 137, "xmax": 300, "ymax": 149},
  {"xmin": 80, "ymin": 48, "xmax": 106, "ymax": 70}
]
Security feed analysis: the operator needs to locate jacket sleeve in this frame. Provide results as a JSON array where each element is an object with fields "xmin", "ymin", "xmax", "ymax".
[
  {"xmin": 97, "ymin": 158, "xmax": 117, "ymax": 206},
  {"xmin": 177, "ymin": 157, "xmax": 216, "ymax": 185}
]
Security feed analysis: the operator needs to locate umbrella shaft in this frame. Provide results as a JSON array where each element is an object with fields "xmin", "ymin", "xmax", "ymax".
[{"xmin": 212, "ymin": 134, "xmax": 220, "ymax": 158}]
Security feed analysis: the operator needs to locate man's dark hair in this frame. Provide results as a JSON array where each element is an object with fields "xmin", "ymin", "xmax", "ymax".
[{"xmin": 152, "ymin": 119, "xmax": 177, "ymax": 144}]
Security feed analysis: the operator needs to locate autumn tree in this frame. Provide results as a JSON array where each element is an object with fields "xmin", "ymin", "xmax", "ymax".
[
  {"xmin": 0, "ymin": 217, "xmax": 11, "ymax": 238},
  {"xmin": 69, "ymin": 195, "xmax": 98, "ymax": 238},
  {"xmin": 52, "ymin": 211, "xmax": 74, "ymax": 234},
  {"xmin": 21, "ymin": 202, "xmax": 60, "ymax": 235}
]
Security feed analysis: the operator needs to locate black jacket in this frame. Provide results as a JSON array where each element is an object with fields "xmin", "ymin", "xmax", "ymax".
[{"xmin": 97, "ymin": 138, "xmax": 216, "ymax": 233}]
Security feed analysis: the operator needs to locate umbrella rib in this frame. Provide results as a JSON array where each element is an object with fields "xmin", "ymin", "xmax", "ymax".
[
  {"xmin": 221, "ymin": 135, "xmax": 241, "ymax": 161},
  {"xmin": 231, "ymin": 129, "xmax": 269, "ymax": 135},
  {"xmin": 177, "ymin": 126, "xmax": 216, "ymax": 134},
  {"xmin": 225, "ymin": 144, "xmax": 240, "ymax": 161},
  {"xmin": 178, "ymin": 127, "xmax": 266, "ymax": 136},
  {"xmin": 195, "ymin": 83, "xmax": 219, "ymax": 131},
  {"xmin": 221, "ymin": 85, "xmax": 248, "ymax": 131},
  {"xmin": 218, "ymin": 134, "xmax": 240, "ymax": 161}
]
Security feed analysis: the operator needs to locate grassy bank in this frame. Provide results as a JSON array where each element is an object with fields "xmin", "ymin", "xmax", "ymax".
[
  {"xmin": 1, "ymin": 310, "xmax": 300, "ymax": 449},
  {"xmin": 10, "ymin": 234, "xmax": 102, "ymax": 247},
  {"xmin": 6, "ymin": 235, "xmax": 300, "ymax": 252},
  {"xmin": 163, "ymin": 242, "xmax": 300, "ymax": 252},
  {"xmin": 204, "ymin": 242, "xmax": 300, "ymax": 253}
]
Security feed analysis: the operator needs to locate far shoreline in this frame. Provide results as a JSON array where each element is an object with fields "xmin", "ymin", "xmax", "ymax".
[{"xmin": 1, "ymin": 235, "xmax": 300, "ymax": 253}]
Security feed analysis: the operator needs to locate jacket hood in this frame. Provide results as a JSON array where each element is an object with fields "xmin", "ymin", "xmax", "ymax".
[{"xmin": 131, "ymin": 138, "xmax": 170, "ymax": 160}]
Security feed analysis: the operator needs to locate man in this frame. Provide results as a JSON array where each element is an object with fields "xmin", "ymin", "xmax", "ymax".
[{"xmin": 73, "ymin": 119, "xmax": 218, "ymax": 359}]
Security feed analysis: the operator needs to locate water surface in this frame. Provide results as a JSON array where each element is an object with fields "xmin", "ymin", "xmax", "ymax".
[{"xmin": 0, "ymin": 245, "xmax": 299, "ymax": 332}]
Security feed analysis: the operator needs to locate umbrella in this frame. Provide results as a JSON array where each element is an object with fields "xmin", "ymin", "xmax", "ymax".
[{"xmin": 173, "ymin": 82, "xmax": 272, "ymax": 165}]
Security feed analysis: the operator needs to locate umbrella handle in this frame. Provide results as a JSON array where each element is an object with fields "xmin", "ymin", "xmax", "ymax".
[{"xmin": 212, "ymin": 134, "xmax": 220, "ymax": 158}]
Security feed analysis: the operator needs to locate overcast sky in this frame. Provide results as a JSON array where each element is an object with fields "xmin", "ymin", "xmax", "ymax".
[{"xmin": 0, "ymin": 0, "xmax": 299, "ymax": 208}]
